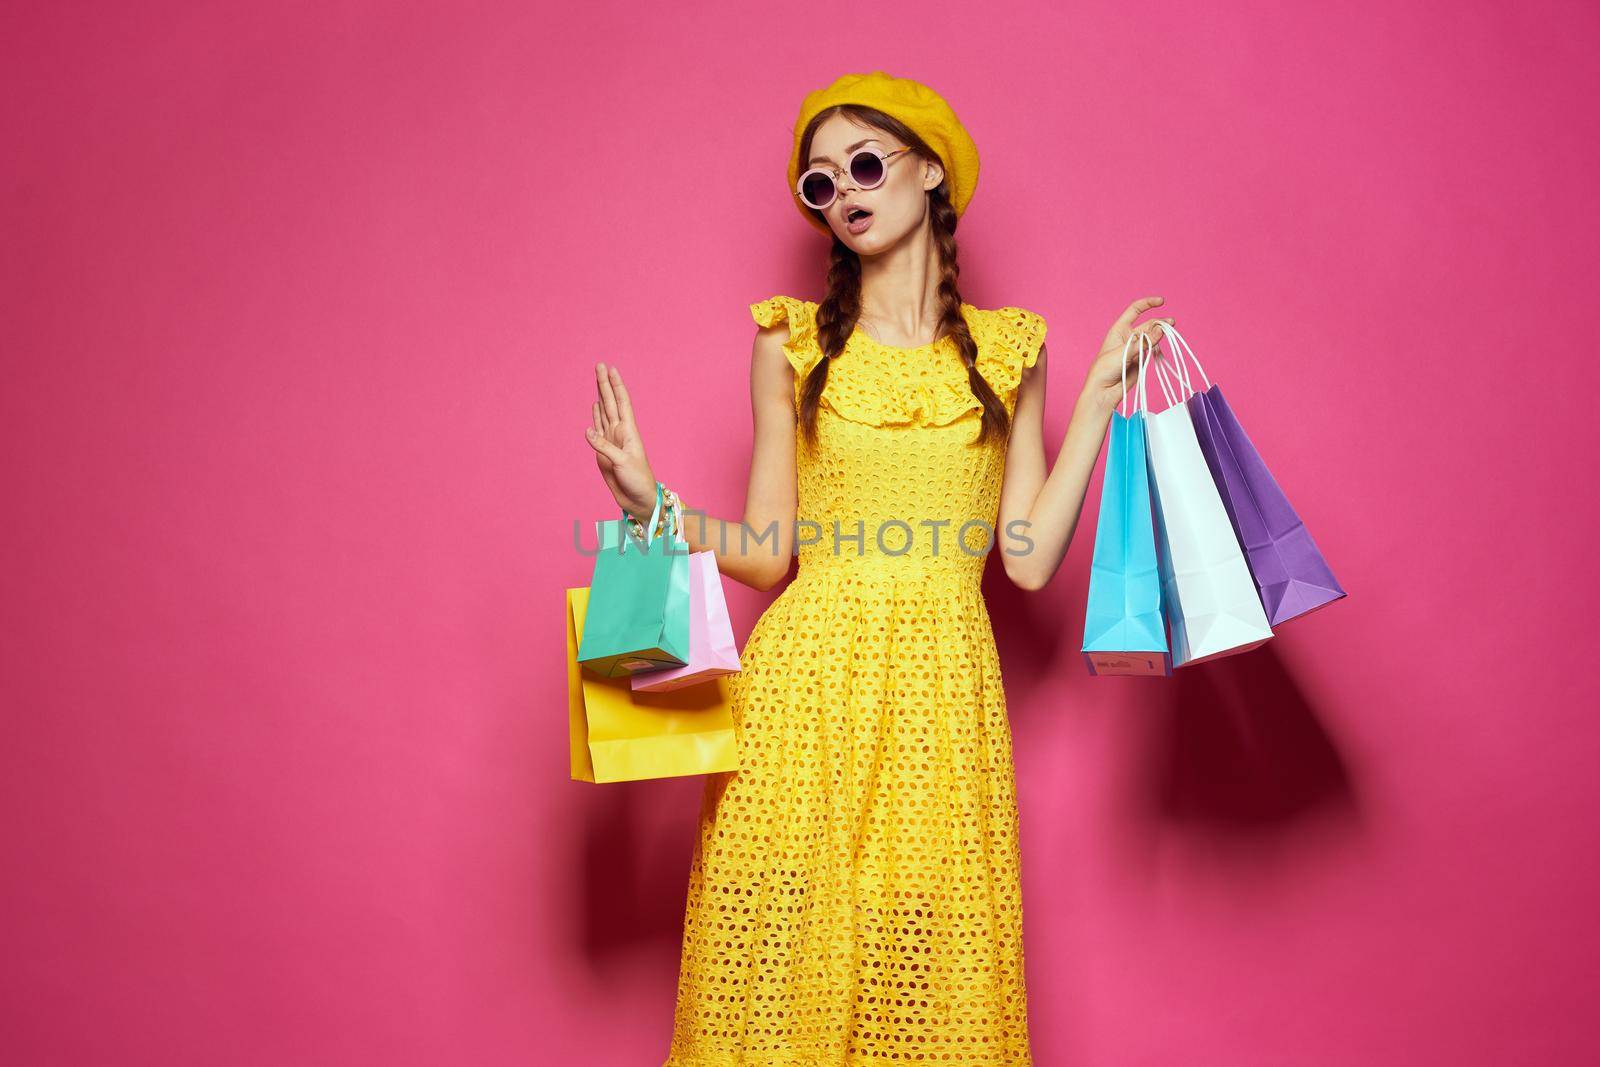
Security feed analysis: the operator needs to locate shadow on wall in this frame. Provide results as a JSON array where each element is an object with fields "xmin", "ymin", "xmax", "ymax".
[
  {"xmin": 1110, "ymin": 642, "xmax": 1369, "ymax": 890},
  {"xmin": 576, "ymin": 774, "xmax": 705, "ymax": 972},
  {"xmin": 981, "ymin": 529, "xmax": 1359, "ymax": 842},
  {"xmin": 1151, "ymin": 644, "xmax": 1355, "ymax": 828}
]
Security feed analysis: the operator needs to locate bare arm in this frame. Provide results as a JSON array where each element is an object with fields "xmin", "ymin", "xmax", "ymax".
[
  {"xmin": 997, "ymin": 343, "xmax": 1115, "ymax": 591},
  {"xmin": 584, "ymin": 322, "xmax": 798, "ymax": 593},
  {"xmin": 995, "ymin": 297, "xmax": 1176, "ymax": 591},
  {"xmin": 674, "ymin": 323, "xmax": 797, "ymax": 591}
]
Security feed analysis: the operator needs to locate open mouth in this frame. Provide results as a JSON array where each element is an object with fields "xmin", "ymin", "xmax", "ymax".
[{"xmin": 844, "ymin": 206, "xmax": 873, "ymax": 223}]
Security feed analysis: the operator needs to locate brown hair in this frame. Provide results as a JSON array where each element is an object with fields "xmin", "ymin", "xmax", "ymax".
[{"xmin": 795, "ymin": 104, "xmax": 1010, "ymax": 450}]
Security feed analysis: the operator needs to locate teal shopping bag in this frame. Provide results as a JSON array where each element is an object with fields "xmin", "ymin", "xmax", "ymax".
[
  {"xmin": 575, "ymin": 484, "xmax": 691, "ymax": 678},
  {"xmin": 1082, "ymin": 334, "xmax": 1172, "ymax": 676}
]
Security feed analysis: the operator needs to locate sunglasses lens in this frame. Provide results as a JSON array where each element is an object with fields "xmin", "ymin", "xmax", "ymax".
[
  {"xmin": 800, "ymin": 171, "xmax": 835, "ymax": 210},
  {"xmin": 849, "ymin": 151, "xmax": 886, "ymax": 188}
]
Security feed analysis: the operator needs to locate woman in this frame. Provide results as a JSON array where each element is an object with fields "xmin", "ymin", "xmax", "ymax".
[{"xmin": 584, "ymin": 71, "xmax": 1174, "ymax": 1065}]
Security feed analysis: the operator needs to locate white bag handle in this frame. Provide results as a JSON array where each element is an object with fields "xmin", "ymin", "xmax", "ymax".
[
  {"xmin": 1150, "ymin": 348, "xmax": 1183, "ymax": 408},
  {"xmin": 1155, "ymin": 321, "xmax": 1212, "ymax": 395},
  {"xmin": 1118, "ymin": 329, "xmax": 1159, "ymax": 418}
]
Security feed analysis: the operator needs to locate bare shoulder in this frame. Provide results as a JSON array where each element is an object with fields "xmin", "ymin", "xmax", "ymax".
[
  {"xmin": 751, "ymin": 320, "xmax": 794, "ymax": 385},
  {"xmin": 749, "ymin": 322, "xmax": 798, "ymax": 407},
  {"xmin": 753, "ymin": 317, "xmax": 792, "ymax": 352}
]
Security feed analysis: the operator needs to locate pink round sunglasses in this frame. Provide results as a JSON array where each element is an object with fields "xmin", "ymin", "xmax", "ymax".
[{"xmin": 795, "ymin": 145, "xmax": 914, "ymax": 211}]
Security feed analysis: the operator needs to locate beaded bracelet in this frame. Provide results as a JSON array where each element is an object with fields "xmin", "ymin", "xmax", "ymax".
[
  {"xmin": 664, "ymin": 485, "xmax": 682, "ymax": 536},
  {"xmin": 626, "ymin": 481, "xmax": 682, "ymax": 542}
]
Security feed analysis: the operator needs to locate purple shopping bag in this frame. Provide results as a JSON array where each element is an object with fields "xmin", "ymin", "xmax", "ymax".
[
  {"xmin": 1157, "ymin": 323, "xmax": 1347, "ymax": 627},
  {"xmin": 630, "ymin": 550, "xmax": 741, "ymax": 692}
]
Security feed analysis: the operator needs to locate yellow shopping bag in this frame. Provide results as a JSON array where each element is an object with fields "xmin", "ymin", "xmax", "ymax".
[{"xmin": 566, "ymin": 587, "xmax": 740, "ymax": 783}]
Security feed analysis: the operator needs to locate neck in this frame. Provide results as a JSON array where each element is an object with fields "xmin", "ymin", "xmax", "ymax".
[{"xmin": 856, "ymin": 217, "xmax": 946, "ymax": 343}]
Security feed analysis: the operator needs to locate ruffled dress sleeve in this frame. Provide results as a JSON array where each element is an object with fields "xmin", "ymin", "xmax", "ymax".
[
  {"xmin": 979, "ymin": 306, "xmax": 1048, "ymax": 398},
  {"xmin": 750, "ymin": 295, "xmax": 822, "ymax": 381}
]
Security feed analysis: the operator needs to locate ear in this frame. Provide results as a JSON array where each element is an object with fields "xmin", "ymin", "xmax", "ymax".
[{"xmin": 922, "ymin": 158, "xmax": 944, "ymax": 192}]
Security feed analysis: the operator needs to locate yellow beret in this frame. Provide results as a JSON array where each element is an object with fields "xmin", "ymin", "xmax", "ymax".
[{"xmin": 788, "ymin": 71, "xmax": 980, "ymax": 236}]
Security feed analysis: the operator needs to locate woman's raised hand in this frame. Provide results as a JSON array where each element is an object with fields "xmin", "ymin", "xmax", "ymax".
[
  {"xmin": 583, "ymin": 363, "xmax": 659, "ymax": 522},
  {"xmin": 1081, "ymin": 296, "xmax": 1176, "ymax": 413}
]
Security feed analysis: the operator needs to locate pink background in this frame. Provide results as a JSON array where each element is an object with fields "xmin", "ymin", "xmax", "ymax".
[{"xmin": 4, "ymin": 2, "xmax": 1598, "ymax": 1064}]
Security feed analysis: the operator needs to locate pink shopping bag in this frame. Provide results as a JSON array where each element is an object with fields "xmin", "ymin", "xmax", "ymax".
[{"xmin": 630, "ymin": 550, "xmax": 741, "ymax": 692}]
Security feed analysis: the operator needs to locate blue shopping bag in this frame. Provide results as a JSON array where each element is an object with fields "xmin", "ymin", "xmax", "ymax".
[{"xmin": 1082, "ymin": 333, "xmax": 1172, "ymax": 676}]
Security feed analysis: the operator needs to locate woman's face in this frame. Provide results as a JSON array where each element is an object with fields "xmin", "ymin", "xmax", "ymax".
[{"xmin": 804, "ymin": 113, "xmax": 941, "ymax": 252}]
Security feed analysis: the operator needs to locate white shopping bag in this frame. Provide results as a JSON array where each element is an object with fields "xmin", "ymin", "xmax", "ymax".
[{"xmin": 1142, "ymin": 348, "xmax": 1273, "ymax": 667}]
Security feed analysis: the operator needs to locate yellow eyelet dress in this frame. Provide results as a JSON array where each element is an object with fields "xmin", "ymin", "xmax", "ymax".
[{"xmin": 663, "ymin": 295, "xmax": 1047, "ymax": 1066}]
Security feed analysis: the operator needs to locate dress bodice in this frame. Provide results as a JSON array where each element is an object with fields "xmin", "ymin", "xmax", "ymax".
[{"xmin": 749, "ymin": 295, "xmax": 1048, "ymax": 583}]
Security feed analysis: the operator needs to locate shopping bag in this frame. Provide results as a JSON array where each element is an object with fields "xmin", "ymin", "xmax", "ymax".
[
  {"xmin": 1082, "ymin": 331, "xmax": 1171, "ymax": 676},
  {"xmin": 1144, "ymin": 352, "xmax": 1274, "ymax": 667},
  {"xmin": 575, "ymin": 484, "xmax": 691, "ymax": 677},
  {"xmin": 1157, "ymin": 323, "xmax": 1347, "ymax": 627},
  {"xmin": 567, "ymin": 586, "xmax": 739, "ymax": 782},
  {"xmin": 632, "ymin": 550, "xmax": 742, "ymax": 691}
]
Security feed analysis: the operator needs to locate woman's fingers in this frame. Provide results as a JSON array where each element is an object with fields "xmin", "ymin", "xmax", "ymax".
[
  {"xmin": 1121, "ymin": 329, "xmax": 1156, "ymax": 363},
  {"xmin": 1115, "ymin": 296, "xmax": 1165, "ymax": 331},
  {"xmin": 1133, "ymin": 317, "xmax": 1175, "ymax": 356},
  {"xmin": 608, "ymin": 366, "xmax": 636, "ymax": 431},
  {"xmin": 595, "ymin": 362, "xmax": 620, "ymax": 427},
  {"xmin": 585, "ymin": 421, "xmax": 625, "ymax": 466}
]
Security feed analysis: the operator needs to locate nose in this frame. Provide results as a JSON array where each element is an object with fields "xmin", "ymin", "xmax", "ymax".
[{"xmin": 833, "ymin": 172, "xmax": 861, "ymax": 207}]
